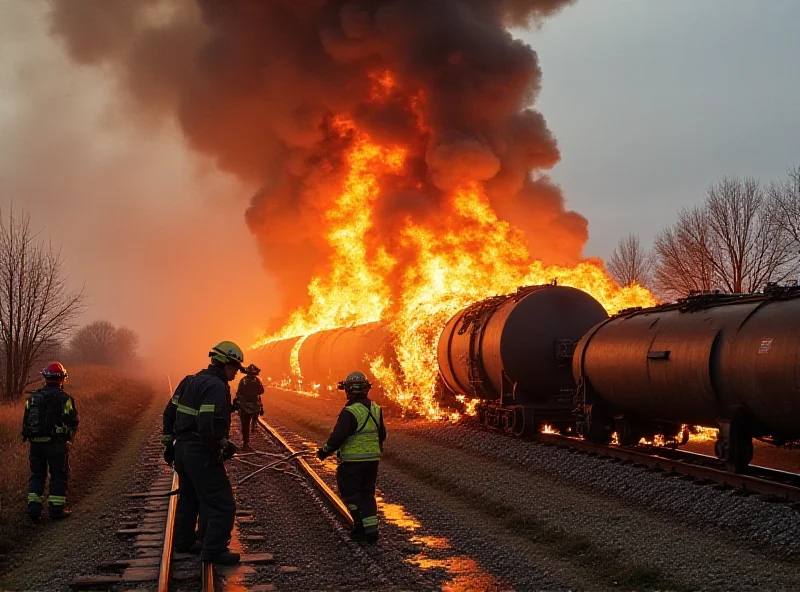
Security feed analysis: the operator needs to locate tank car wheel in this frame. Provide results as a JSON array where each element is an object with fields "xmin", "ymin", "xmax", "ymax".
[
  {"xmin": 583, "ymin": 411, "xmax": 614, "ymax": 445},
  {"xmin": 477, "ymin": 407, "xmax": 487, "ymax": 427},
  {"xmin": 715, "ymin": 435, "xmax": 754, "ymax": 474},
  {"xmin": 617, "ymin": 421, "xmax": 642, "ymax": 446},
  {"xmin": 715, "ymin": 416, "xmax": 754, "ymax": 473}
]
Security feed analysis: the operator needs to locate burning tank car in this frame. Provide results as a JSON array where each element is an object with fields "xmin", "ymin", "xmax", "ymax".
[
  {"xmin": 252, "ymin": 323, "xmax": 391, "ymax": 395},
  {"xmin": 572, "ymin": 285, "xmax": 800, "ymax": 472},
  {"xmin": 436, "ymin": 284, "xmax": 609, "ymax": 435}
]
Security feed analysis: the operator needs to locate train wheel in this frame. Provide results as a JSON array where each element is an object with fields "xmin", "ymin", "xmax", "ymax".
[
  {"xmin": 584, "ymin": 412, "xmax": 613, "ymax": 444},
  {"xmin": 477, "ymin": 407, "xmax": 487, "ymax": 427},
  {"xmin": 715, "ymin": 416, "xmax": 754, "ymax": 473},
  {"xmin": 716, "ymin": 436, "xmax": 754, "ymax": 473},
  {"xmin": 617, "ymin": 420, "xmax": 642, "ymax": 446}
]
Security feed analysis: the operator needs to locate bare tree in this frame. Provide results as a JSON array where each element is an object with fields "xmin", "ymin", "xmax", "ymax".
[
  {"xmin": 112, "ymin": 327, "xmax": 140, "ymax": 365},
  {"xmin": 653, "ymin": 177, "xmax": 798, "ymax": 300},
  {"xmin": 608, "ymin": 233, "xmax": 653, "ymax": 288},
  {"xmin": 69, "ymin": 320, "xmax": 140, "ymax": 367},
  {"xmin": 653, "ymin": 207, "xmax": 717, "ymax": 299},
  {"xmin": 0, "ymin": 208, "xmax": 84, "ymax": 401},
  {"xmin": 769, "ymin": 166, "xmax": 800, "ymax": 244}
]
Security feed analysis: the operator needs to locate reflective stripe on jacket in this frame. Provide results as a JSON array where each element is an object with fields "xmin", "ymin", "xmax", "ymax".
[
  {"xmin": 338, "ymin": 402, "xmax": 382, "ymax": 462},
  {"xmin": 22, "ymin": 385, "xmax": 79, "ymax": 442},
  {"xmin": 163, "ymin": 365, "xmax": 232, "ymax": 447}
]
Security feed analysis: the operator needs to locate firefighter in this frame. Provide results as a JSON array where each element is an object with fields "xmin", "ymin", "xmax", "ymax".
[
  {"xmin": 233, "ymin": 364, "xmax": 264, "ymax": 451},
  {"xmin": 162, "ymin": 341, "xmax": 243, "ymax": 565},
  {"xmin": 317, "ymin": 371, "xmax": 385, "ymax": 543},
  {"xmin": 21, "ymin": 362, "xmax": 79, "ymax": 522}
]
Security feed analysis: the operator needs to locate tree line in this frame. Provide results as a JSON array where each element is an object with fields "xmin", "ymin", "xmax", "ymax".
[
  {"xmin": 608, "ymin": 167, "xmax": 800, "ymax": 300},
  {"xmin": 0, "ymin": 208, "xmax": 139, "ymax": 402}
]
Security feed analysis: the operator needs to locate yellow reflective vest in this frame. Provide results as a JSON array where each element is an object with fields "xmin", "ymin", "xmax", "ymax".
[{"xmin": 338, "ymin": 401, "xmax": 382, "ymax": 462}]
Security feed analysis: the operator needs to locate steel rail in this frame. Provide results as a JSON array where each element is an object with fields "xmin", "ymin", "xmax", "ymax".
[
  {"xmin": 202, "ymin": 560, "xmax": 215, "ymax": 592},
  {"xmin": 636, "ymin": 445, "xmax": 800, "ymax": 488},
  {"xmin": 257, "ymin": 417, "xmax": 354, "ymax": 525},
  {"xmin": 533, "ymin": 432, "xmax": 800, "ymax": 503},
  {"xmin": 157, "ymin": 470, "xmax": 180, "ymax": 592}
]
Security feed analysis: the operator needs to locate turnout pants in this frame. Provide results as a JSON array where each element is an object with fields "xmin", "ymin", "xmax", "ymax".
[
  {"xmin": 336, "ymin": 461, "xmax": 379, "ymax": 536},
  {"xmin": 28, "ymin": 440, "xmax": 69, "ymax": 518},
  {"xmin": 238, "ymin": 410, "xmax": 258, "ymax": 446},
  {"xmin": 173, "ymin": 441, "xmax": 236, "ymax": 558}
]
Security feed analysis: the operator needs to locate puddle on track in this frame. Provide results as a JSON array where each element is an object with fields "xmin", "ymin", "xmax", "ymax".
[
  {"xmin": 378, "ymin": 497, "xmax": 506, "ymax": 591},
  {"xmin": 262, "ymin": 410, "xmax": 508, "ymax": 590}
]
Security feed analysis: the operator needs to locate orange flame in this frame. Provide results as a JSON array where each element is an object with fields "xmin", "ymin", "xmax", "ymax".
[{"xmin": 253, "ymin": 72, "xmax": 655, "ymax": 418}]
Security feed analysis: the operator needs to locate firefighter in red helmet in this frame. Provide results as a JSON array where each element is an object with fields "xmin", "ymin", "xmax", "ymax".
[{"xmin": 21, "ymin": 362, "xmax": 79, "ymax": 521}]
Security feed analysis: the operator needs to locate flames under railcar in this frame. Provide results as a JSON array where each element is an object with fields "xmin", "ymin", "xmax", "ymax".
[
  {"xmin": 573, "ymin": 286, "xmax": 800, "ymax": 472},
  {"xmin": 251, "ymin": 323, "xmax": 392, "ymax": 394},
  {"xmin": 436, "ymin": 284, "xmax": 609, "ymax": 435}
]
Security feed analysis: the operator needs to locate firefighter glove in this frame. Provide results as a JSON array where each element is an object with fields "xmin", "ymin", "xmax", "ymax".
[
  {"xmin": 163, "ymin": 443, "xmax": 175, "ymax": 467},
  {"xmin": 232, "ymin": 397, "xmax": 241, "ymax": 412},
  {"xmin": 220, "ymin": 440, "xmax": 237, "ymax": 462},
  {"xmin": 259, "ymin": 403, "xmax": 264, "ymax": 416},
  {"xmin": 316, "ymin": 448, "xmax": 331, "ymax": 461}
]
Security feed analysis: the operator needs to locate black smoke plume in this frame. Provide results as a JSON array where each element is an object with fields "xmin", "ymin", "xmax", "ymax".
[{"xmin": 49, "ymin": 0, "xmax": 584, "ymax": 320}]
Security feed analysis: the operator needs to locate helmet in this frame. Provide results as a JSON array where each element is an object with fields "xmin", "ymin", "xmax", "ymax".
[
  {"xmin": 243, "ymin": 364, "xmax": 261, "ymax": 376},
  {"xmin": 42, "ymin": 362, "xmax": 68, "ymax": 382},
  {"xmin": 209, "ymin": 341, "xmax": 245, "ymax": 370},
  {"xmin": 337, "ymin": 371, "xmax": 371, "ymax": 396}
]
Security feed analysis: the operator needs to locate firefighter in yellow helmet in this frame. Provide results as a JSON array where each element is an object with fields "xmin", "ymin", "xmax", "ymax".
[
  {"xmin": 317, "ymin": 371, "xmax": 386, "ymax": 543},
  {"xmin": 162, "ymin": 341, "xmax": 244, "ymax": 564}
]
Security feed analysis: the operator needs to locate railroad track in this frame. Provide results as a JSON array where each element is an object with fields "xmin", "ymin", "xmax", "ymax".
[
  {"xmin": 157, "ymin": 471, "xmax": 181, "ymax": 592},
  {"xmin": 156, "ymin": 471, "xmax": 217, "ymax": 592},
  {"xmin": 255, "ymin": 416, "xmax": 354, "ymax": 527},
  {"xmin": 533, "ymin": 432, "xmax": 800, "ymax": 504},
  {"xmin": 70, "ymin": 445, "xmax": 217, "ymax": 591}
]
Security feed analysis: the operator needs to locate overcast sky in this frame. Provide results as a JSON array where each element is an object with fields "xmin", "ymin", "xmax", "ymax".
[{"xmin": 520, "ymin": 0, "xmax": 800, "ymax": 257}]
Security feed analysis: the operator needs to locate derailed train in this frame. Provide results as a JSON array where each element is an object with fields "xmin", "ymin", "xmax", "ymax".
[
  {"xmin": 254, "ymin": 283, "xmax": 800, "ymax": 471},
  {"xmin": 253, "ymin": 322, "xmax": 391, "ymax": 393}
]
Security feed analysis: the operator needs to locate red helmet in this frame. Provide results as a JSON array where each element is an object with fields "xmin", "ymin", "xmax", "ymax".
[{"xmin": 41, "ymin": 362, "xmax": 68, "ymax": 381}]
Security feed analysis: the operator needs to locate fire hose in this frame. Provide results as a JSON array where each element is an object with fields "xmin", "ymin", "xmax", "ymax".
[
  {"xmin": 148, "ymin": 450, "xmax": 310, "ymax": 498},
  {"xmin": 237, "ymin": 450, "xmax": 310, "ymax": 486}
]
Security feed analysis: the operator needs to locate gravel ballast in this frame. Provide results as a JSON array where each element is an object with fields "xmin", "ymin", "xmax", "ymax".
[
  {"xmin": 265, "ymin": 387, "xmax": 800, "ymax": 592},
  {"xmin": 224, "ymin": 414, "xmax": 435, "ymax": 591}
]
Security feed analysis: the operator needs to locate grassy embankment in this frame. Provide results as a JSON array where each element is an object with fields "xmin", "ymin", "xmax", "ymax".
[{"xmin": 0, "ymin": 365, "xmax": 156, "ymax": 555}]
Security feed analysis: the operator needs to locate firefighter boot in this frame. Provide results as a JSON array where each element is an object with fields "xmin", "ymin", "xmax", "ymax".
[
  {"xmin": 176, "ymin": 541, "xmax": 203, "ymax": 555},
  {"xmin": 27, "ymin": 502, "xmax": 42, "ymax": 523},
  {"xmin": 50, "ymin": 508, "xmax": 72, "ymax": 520},
  {"xmin": 349, "ymin": 523, "xmax": 366, "ymax": 542},
  {"xmin": 203, "ymin": 550, "xmax": 240, "ymax": 565}
]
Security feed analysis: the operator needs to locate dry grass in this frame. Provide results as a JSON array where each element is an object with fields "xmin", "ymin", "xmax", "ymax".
[{"xmin": 0, "ymin": 365, "xmax": 156, "ymax": 554}]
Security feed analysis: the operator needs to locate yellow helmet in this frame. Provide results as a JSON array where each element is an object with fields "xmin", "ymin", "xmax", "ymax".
[{"xmin": 209, "ymin": 341, "xmax": 245, "ymax": 370}]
